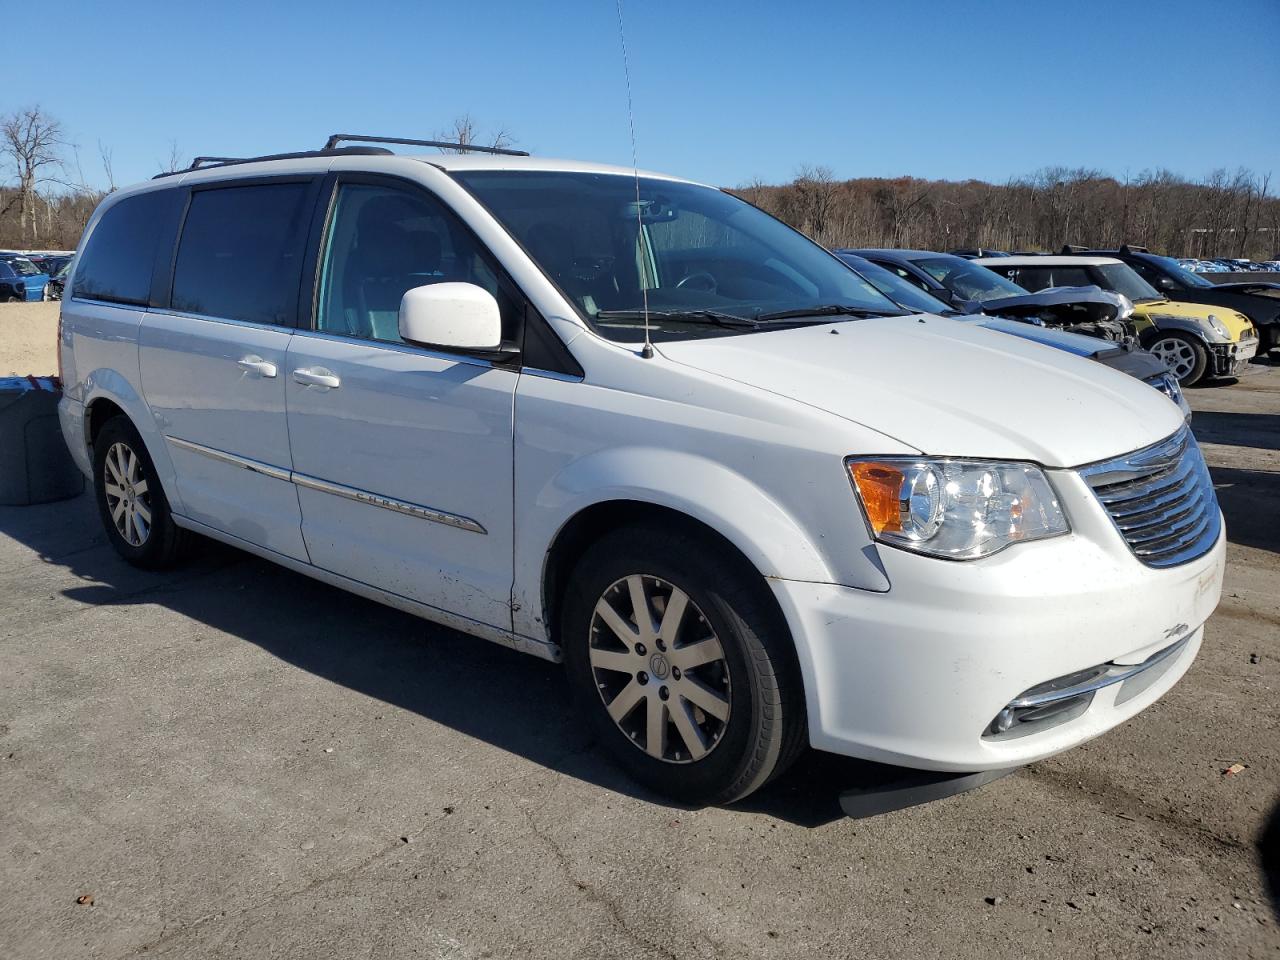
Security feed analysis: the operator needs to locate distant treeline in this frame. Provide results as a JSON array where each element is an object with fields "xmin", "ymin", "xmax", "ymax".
[
  {"xmin": 731, "ymin": 166, "xmax": 1279, "ymax": 261},
  {"xmin": 0, "ymin": 188, "xmax": 101, "ymax": 251}
]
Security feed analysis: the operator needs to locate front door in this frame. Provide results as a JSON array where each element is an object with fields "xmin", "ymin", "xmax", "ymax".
[{"xmin": 284, "ymin": 178, "xmax": 519, "ymax": 631}]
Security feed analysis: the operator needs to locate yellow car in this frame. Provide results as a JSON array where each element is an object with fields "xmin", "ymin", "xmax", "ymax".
[{"xmin": 975, "ymin": 256, "xmax": 1258, "ymax": 385}]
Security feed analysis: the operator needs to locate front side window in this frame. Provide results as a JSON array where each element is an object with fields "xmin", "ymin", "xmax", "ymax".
[
  {"xmin": 9, "ymin": 258, "xmax": 39, "ymax": 276},
  {"xmin": 1095, "ymin": 262, "xmax": 1161, "ymax": 303},
  {"xmin": 171, "ymin": 182, "xmax": 312, "ymax": 325},
  {"xmin": 1147, "ymin": 255, "xmax": 1214, "ymax": 289},
  {"xmin": 916, "ymin": 257, "xmax": 1027, "ymax": 302},
  {"xmin": 315, "ymin": 182, "xmax": 516, "ymax": 344},
  {"xmin": 73, "ymin": 189, "xmax": 179, "ymax": 305},
  {"xmin": 453, "ymin": 171, "xmax": 899, "ymax": 342}
]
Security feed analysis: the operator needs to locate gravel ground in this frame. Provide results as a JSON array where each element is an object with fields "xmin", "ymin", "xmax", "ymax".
[
  {"xmin": 0, "ymin": 300, "xmax": 59, "ymax": 377},
  {"xmin": 0, "ymin": 340, "xmax": 1276, "ymax": 958}
]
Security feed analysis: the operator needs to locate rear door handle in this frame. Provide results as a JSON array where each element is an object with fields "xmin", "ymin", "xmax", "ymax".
[
  {"xmin": 292, "ymin": 367, "xmax": 341, "ymax": 389},
  {"xmin": 237, "ymin": 355, "xmax": 278, "ymax": 378}
]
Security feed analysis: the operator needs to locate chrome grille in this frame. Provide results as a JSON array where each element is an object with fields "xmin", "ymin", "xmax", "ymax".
[{"xmin": 1080, "ymin": 427, "xmax": 1220, "ymax": 568}]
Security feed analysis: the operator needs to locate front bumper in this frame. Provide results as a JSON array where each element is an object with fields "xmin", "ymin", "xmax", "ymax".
[
  {"xmin": 1210, "ymin": 335, "xmax": 1258, "ymax": 376},
  {"xmin": 773, "ymin": 488, "xmax": 1225, "ymax": 772}
]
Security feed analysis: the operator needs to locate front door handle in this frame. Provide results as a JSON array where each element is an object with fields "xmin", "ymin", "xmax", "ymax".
[
  {"xmin": 237, "ymin": 355, "xmax": 278, "ymax": 378},
  {"xmin": 293, "ymin": 367, "xmax": 341, "ymax": 389}
]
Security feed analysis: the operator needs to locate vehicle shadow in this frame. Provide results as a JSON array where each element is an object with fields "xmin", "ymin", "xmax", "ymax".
[
  {"xmin": 1264, "ymin": 795, "xmax": 1280, "ymax": 921},
  {"xmin": 1192, "ymin": 411, "xmax": 1280, "ymax": 452},
  {"xmin": 1209, "ymin": 466, "xmax": 1280, "ymax": 554},
  {"xmin": 1, "ymin": 493, "xmax": 881, "ymax": 827}
]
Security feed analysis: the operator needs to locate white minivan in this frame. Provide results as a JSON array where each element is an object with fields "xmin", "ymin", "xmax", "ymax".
[{"xmin": 58, "ymin": 138, "xmax": 1225, "ymax": 805}]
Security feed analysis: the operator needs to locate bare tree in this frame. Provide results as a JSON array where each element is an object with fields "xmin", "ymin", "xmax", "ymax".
[
  {"xmin": 98, "ymin": 140, "xmax": 117, "ymax": 193},
  {"xmin": 1, "ymin": 106, "xmax": 65, "ymax": 243},
  {"xmin": 434, "ymin": 114, "xmax": 515, "ymax": 153},
  {"xmin": 156, "ymin": 140, "xmax": 187, "ymax": 175}
]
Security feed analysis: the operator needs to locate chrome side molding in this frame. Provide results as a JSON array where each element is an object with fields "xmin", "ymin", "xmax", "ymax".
[
  {"xmin": 165, "ymin": 435, "xmax": 486, "ymax": 535},
  {"xmin": 165, "ymin": 436, "xmax": 291, "ymax": 482}
]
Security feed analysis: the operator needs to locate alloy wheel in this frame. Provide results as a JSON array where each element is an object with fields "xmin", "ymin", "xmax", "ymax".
[
  {"xmin": 103, "ymin": 441, "xmax": 152, "ymax": 547},
  {"xmin": 588, "ymin": 574, "xmax": 732, "ymax": 763},
  {"xmin": 1149, "ymin": 336, "xmax": 1197, "ymax": 382}
]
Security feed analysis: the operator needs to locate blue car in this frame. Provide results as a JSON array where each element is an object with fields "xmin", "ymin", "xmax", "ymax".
[{"xmin": 0, "ymin": 255, "xmax": 49, "ymax": 301}]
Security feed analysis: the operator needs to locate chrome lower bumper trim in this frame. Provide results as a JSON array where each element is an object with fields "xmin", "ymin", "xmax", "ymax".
[{"xmin": 1008, "ymin": 634, "xmax": 1191, "ymax": 709}]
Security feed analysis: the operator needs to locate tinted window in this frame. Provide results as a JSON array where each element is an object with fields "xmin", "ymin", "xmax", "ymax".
[
  {"xmin": 73, "ymin": 190, "xmax": 177, "ymax": 305},
  {"xmin": 916, "ymin": 257, "xmax": 1026, "ymax": 302},
  {"xmin": 172, "ymin": 182, "xmax": 312, "ymax": 325},
  {"xmin": 1005, "ymin": 267, "xmax": 1053, "ymax": 292},
  {"xmin": 0, "ymin": 262, "xmax": 14, "ymax": 280},
  {"xmin": 316, "ymin": 182, "xmax": 517, "ymax": 343},
  {"xmin": 1042, "ymin": 266, "xmax": 1093, "ymax": 288}
]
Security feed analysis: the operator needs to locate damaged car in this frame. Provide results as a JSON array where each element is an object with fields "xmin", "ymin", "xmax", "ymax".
[
  {"xmin": 840, "ymin": 249, "xmax": 1137, "ymax": 342},
  {"xmin": 976, "ymin": 255, "xmax": 1259, "ymax": 386},
  {"xmin": 1064, "ymin": 245, "xmax": 1280, "ymax": 357}
]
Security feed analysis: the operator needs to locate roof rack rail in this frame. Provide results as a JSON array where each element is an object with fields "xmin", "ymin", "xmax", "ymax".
[
  {"xmin": 1118, "ymin": 243, "xmax": 1149, "ymax": 254},
  {"xmin": 322, "ymin": 133, "xmax": 529, "ymax": 157},
  {"xmin": 152, "ymin": 146, "xmax": 394, "ymax": 179},
  {"xmin": 1060, "ymin": 244, "xmax": 1089, "ymax": 254}
]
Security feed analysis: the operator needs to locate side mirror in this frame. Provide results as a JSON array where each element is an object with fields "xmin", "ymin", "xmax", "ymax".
[
  {"xmin": 398, "ymin": 282, "xmax": 502, "ymax": 352},
  {"xmin": 1158, "ymin": 276, "xmax": 1177, "ymax": 289}
]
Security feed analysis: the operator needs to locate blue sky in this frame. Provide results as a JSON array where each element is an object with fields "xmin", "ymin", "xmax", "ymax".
[{"xmin": 7, "ymin": 0, "xmax": 1278, "ymax": 191}]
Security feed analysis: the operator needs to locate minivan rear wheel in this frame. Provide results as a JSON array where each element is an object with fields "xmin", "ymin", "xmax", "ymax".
[
  {"xmin": 93, "ymin": 416, "xmax": 187, "ymax": 568},
  {"xmin": 562, "ymin": 525, "xmax": 805, "ymax": 805}
]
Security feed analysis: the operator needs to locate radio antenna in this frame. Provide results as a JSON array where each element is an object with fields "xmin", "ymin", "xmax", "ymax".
[{"xmin": 615, "ymin": 0, "xmax": 653, "ymax": 359}]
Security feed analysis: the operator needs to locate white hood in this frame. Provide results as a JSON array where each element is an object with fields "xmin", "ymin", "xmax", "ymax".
[{"xmin": 657, "ymin": 316, "xmax": 1184, "ymax": 468}]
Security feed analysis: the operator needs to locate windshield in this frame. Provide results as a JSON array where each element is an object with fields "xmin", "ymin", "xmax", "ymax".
[
  {"xmin": 452, "ymin": 171, "xmax": 900, "ymax": 341},
  {"xmin": 1149, "ymin": 255, "xmax": 1214, "ymax": 289},
  {"xmin": 1096, "ymin": 262, "xmax": 1160, "ymax": 302},
  {"xmin": 916, "ymin": 256, "xmax": 1027, "ymax": 303},
  {"xmin": 835, "ymin": 254, "xmax": 955, "ymax": 314},
  {"xmin": 5, "ymin": 258, "xmax": 40, "ymax": 276}
]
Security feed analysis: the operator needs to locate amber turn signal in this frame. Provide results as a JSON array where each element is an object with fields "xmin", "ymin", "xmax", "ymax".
[{"xmin": 848, "ymin": 461, "xmax": 904, "ymax": 534}]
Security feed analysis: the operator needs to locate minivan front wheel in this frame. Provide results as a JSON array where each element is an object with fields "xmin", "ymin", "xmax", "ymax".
[
  {"xmin": 93, "ymin": 417, "xmax": 187, "ymax": 568},
  {"xmin": 1148, "ymin": 332, "xmax": 1208, "ymax": 386},
  {"xmin": 563, "ymin": 525, "xmax": 805, "ymax": 805}
]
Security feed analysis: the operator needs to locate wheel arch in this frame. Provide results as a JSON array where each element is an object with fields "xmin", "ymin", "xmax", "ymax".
[
  {"xmin": 541, "ymin": 498, "xmax": 807, "ymax": 725},
  {"xmin": 1139, "ymin": 317, "xmax": 1212, "ymax": 347},
  {"xmin": 542, "ymin": 499, "xmax": 792, "ymax": 650},
  {"xmin": 81, "ymin": 375, "xmax": 184, "ymax": 514}
]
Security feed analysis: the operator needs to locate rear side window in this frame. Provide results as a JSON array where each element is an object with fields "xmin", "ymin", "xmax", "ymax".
[
  {"xmin": 73, "ymin": 190, "xmax": 176, "ymax": 304},
  {"xmin": 171, "ymin": 182, "xmax": 312, "ymax": 325}
]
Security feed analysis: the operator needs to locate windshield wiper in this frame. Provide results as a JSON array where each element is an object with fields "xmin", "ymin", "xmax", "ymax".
[
  {"xmin": 753, "ymin": 304, "xmax": 904, "ymax": 322},
  {"xmin": 594, "ymin": 309, "xmax": 760, "ymax": 328}
]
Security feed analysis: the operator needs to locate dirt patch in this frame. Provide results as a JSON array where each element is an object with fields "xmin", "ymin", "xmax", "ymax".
[{"xmin": 0, "ymin": 301, "xmax": 59, "ymax": 377}]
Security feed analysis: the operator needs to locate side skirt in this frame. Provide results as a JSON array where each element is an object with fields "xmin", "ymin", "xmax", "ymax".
[{"xmin": 172, "ymin": 513, "xmax": 561, "ymax": 663}]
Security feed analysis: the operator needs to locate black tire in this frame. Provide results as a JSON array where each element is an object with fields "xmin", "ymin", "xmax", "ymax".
[
  {"xmin": 1146, "ymin": 330, "xmax": 1209, "ymax": 386},
  {"xmin": 562, "ymin": 524, "xmax": 806, "ymax": 805},
  {"xmin": 93, "ymin": 416, "xmax": 187, "ymax": 569}
]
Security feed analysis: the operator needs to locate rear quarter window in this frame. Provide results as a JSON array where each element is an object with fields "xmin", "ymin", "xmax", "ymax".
[
  {"xmin": 170, "ymin": 181, "xmax": 313, "ymax": 326},
  {"xmin": 73, "ymin": 190, "xmax": 180, "ymax": 305}
]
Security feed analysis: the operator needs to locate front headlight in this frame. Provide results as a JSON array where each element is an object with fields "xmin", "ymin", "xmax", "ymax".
[
  {"xmin": 846, "ymin": 458, "xmax": 1069, "ymax": 560},
  {"xmin": 1148, "ymin": 372, "xmax": 1191, "ymax": 419},
  {"xmin": 1206, "ymin": 314, "xmax": 1230, "ymax": 340}
]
